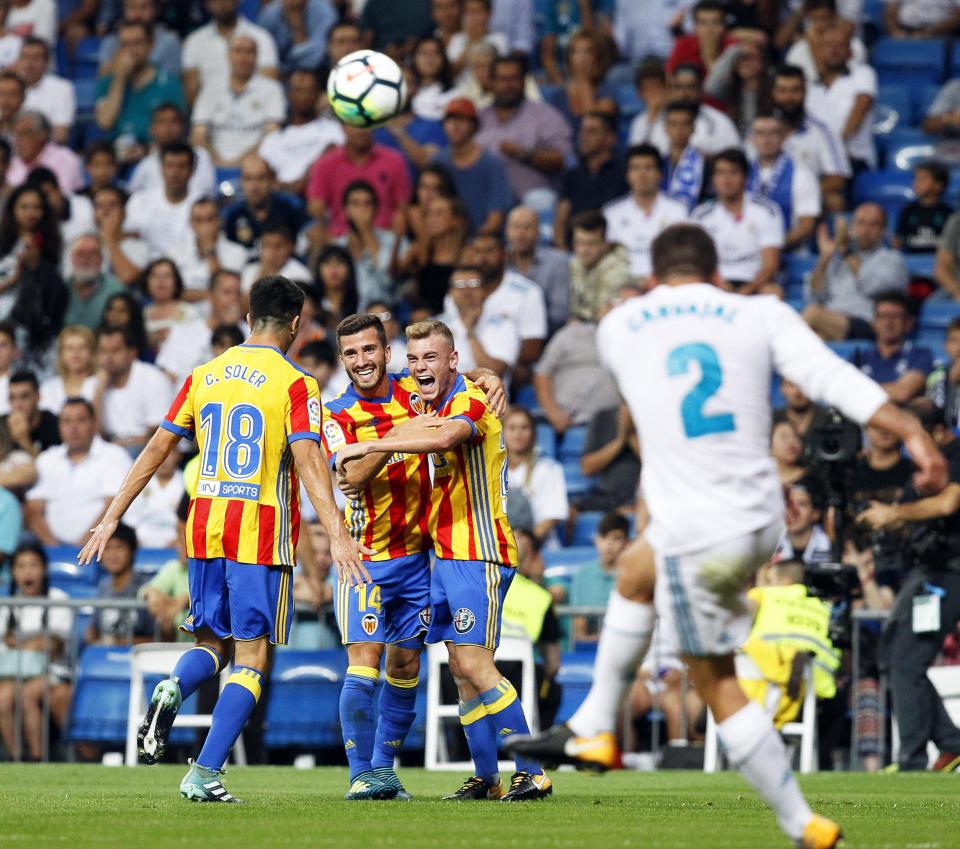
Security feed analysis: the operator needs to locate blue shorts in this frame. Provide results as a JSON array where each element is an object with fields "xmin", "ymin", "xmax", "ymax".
[
  {"xmin": 427, "ymin": 558, "xmax": 515, "ymax": 650},
  {"xmin": 182, "ymin": 557, "xmax": 294, "ymax": 645},
  {"xmin": 333, "ymin": 552, "xmax": 431, "ymax": 647}
]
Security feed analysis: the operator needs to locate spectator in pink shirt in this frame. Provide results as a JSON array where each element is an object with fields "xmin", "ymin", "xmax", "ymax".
[
  {"xmin": 306, "ymin": 125, "xmax": 411, "ymax": 239},
  {"xmin": 6, "ymin": 111, "xmax": 84, "ymax": 195}
]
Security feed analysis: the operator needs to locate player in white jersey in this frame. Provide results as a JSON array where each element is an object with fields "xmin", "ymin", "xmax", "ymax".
[{"xmin": 508, "ymin": 224, "xmax": 947, "ymax": 849}]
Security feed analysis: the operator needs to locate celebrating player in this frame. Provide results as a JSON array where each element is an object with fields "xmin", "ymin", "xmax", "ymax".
[
  {"xmin": 78, "ymin": 275, "xmax": 370, "ymax": 803},
  {"xmin": 506, "ymin": 224, "xmax": 947, "ymax": 847},
  {"xmin": 320, "ymin": 312, "xmax": 504, "ymax": 801},
  {"xmin": 336, "ymin": 319, "xmax": 552, "ymax": 802}
]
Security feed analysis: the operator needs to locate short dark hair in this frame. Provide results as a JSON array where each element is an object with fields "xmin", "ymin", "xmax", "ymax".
[
  {"xmin": 651, "ymin": 223, "xmax": 718, "ymax": 280},
  {"xmin": 151, "ymin": 101, "xmax": 184, "ymax": 121},
  {"xmin": 626, "ymin": 143, "xmax": 662, "ymax": 172},
  {"xmin": 25, "ymin": 166, "xmax": 58, "ymax": 192},
  {"xmin": 570, "ymin": 209, "xmax": 607, "ymax": 237},
  {"xmin": 260, "ymin": 220, "xmax": 296, "ymax": 244},
  {"xmin": 0, "ymin": 69, "xmax": 25, "ymax": 97},
  {"xmin": 775, "ymin": 64, "xmax": 806, "ymax": 84},
  {"xmin": 117, "ymin": 18, "xmax": 153, "ymax": 42},
  {"xmin": 583, "ymin": 110, "xmax": 617, "ymax": 135},
  {"xmin": 62, "ymin": 396, "xmax": 95, "ymax": 418},
  {"xmin": 915, "ymin": 159, "xmax": 949, "ymax": 190},
  {"xmin": 693, "ymin": 0, "xmax": 726, "ymax": 19},
  {"xmin": 110, "ymin": 521, "xmax": 139, "ymax": 556},
  {"xmin": 159, "ymin": 140, "xmax": 196, "ymax": 167},
  {"xmin": 9, "ymin": 369, "xmax": 38, "ymax": 391},
  {"xmin": 791, "ymin": 474, "xmax": 826, "ymax": 512},
  {"xmin": 328, "ymin": 20, "xmax": 361, "ymax": 42},
  {"xmin": 598, "ymin": 511, "xmax": 630, "ymax": 537},
  {"xmin": 0, "ymin": 320, "xmax": 16, "ymax": 344},
  {"xmin": 713, "ymin": 147, "xmax": 749, "ymax": 176},
  {"xmin": 804, "ymin": 0, "xmax": 836, "ymax": 12},
  {"xmin": 634, "ymin": 57, "xmax": 665, "ymax": 88},
  {"xmin": 336, "ymin": 313, "xmax": 388, "ymax": 352},
  {"xmin": 665, "ymin": 99, "xmax": 699, "ymax": 121},
  {"xmin": 342, "ymin": 179, "xmax": 378, "ymax": 208},
  {"xmin": 249, "ymin": 275, "xmax": 305, "ymax": 330},
  {"xmin": 84, "ymin": 139, "xmax": 117, "ymax": 165},
  {"xmin": 492, "ymin": 54, "xmax": 528, "ymax": 77},
  {"xmin": 21, "ymin": 35, "xmax": 49, "ymax": 58},
  {"xmin": 93, "ymin": 184, "xmax": 128, "ymax": 206},
  {"xmin": 300, "ymin": 339, "xmax": 337, "ymax": 367},
  {"xmin": 211, "ymin": 324, "xmax": 245, "ymax": 350},
  {"xmin": 97, "ymin": 324, "xmax": 139, "ymax": 349},
  {"xmin": 873, "ymin": 289, "xmax": 912, "ymax": 314}
]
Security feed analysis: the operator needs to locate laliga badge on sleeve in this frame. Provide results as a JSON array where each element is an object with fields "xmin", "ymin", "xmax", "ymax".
[{"xmin": 912, "ymin": 583, "xmax": 944, "ymax": 634}]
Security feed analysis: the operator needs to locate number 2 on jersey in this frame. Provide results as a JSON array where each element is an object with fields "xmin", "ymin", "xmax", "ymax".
[
  {"xmin": 667, "ymin": 343, "xmax": 736, "ymax": 438},
  {"xmin": 199, "ymin": 402, "xmax": 264, "ymax": 479}
]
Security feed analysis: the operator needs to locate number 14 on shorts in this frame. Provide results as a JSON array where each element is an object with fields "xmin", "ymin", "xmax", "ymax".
[{"xmin": 355, "ymin": 583, "xmax": 382, "ymax": 613}]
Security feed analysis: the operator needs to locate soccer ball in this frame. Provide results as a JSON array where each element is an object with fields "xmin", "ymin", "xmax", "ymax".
[{"xmin": 327, "ymin": 50, "xmax": 407, "ymax": 128}]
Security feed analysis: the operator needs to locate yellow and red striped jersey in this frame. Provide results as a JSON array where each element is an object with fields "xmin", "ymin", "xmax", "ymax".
[
  {"xmin": 321, "ymin": 375, "xmax": 432, "ymax": 560},
  {"xmin": 162, "ymin": 343, "xmax": 324, "ymax": 566},
  {"xmin": 398, "ymin": 373, "xmax": 517, "ymax": 566}
]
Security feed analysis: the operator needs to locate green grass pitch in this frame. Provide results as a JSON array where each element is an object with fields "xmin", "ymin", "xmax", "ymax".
[{"xmin": 0, "ymin": 765, "xmax": 956, "ymax": 848}]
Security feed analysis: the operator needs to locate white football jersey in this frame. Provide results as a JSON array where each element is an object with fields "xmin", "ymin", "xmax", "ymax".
[{"xmin": 597, "ymin": 284, "xmax": 888, "ymax": 555}]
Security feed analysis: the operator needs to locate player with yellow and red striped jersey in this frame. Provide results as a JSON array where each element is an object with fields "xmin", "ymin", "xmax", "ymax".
[
  {"xmin": 79, "ymin": 276, "xmax": 370, "ymax": 804},
  {"xmin": 335, "ymin": 318, "xmax": 551, "ymax": 803}
]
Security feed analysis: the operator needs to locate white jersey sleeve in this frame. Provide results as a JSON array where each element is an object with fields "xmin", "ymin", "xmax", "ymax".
[{"xmin": 763, "ymin": 298, "xmax": 887, "ymax": 424}]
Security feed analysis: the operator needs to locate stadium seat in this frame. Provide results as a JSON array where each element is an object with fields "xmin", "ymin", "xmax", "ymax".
[
  {"xmin": 536, "ymin": 421, "xmax": 557, "ymax": 458},
  {"xmin": 878, "ymin": 127, "xmax": 936, "ymax": 171},
  {"xmin": 542, "ymin": 545, "xmax": 595, "ymax": 592},
  {"xmin": 568, "ymin": 510, "xmax": 603, "ymax": 546},
  {"xmin": 68, "ymin": 646, "xmax": 132, "ymax": 743},
  {"xmin": 915, "ymin": 332, "xmax": 947, "ymax": 365},
  {"xmin": 264, "ymin": 649, "xmax": 346, "ymax": 749},
  {"xmin": 554, "ymin": 649, "xmax": 598, "ymax": 724},
  {"xmin": 871, "ymin": 38, "xmax": 947, "ymax": 86},
  {"xmin": 615, "ymin": 83, "xmax": 644, "ymax": 119},
  {"xmin": 215, "ymin": 167, "xmax": 243, "ymax": 199},
  {"xmin": 919, "ymin": 299, "xmax": 960, "ymax": 330},
  {"xmin": 904, "ymin": 253, "xmax": 935, "ymax": 279},
  {"xmin": 851, "ymin": 169, "xmax": 913, "ymax": 225},
  {"xmin": 513, "ymin": 382, "xmax": 537, "ymax": 411},
  {"xmin": 826, "ymin": 340, "xmax": 863, "ymax": 362},
  {"xmin": 874, "ymin": 85, "xmax": 911, "ymax": 135},
  {"xmin": 561, "ymin": 459, "xmax": 592, "ymax": 497},
  {"xmin": 785, "ymin": 254, "xmax": 816, "ymax": 291},
  {"xmin": 914, "ymin": 83, "xmax": 942, "ymax": 126},
  {"xmin": 134, "ymin": 548, "xmax": 177, "ymax": 575},
  {"xmin": 47, "ymin": 546, "xmax": 98, "ymax": 592},
  {"xmin": 74, "ymin": 79, "xmax": 98, "ymax": 116},
  {"xmin": 557, "ymin": 425, "xmax": 588, "ymax": 461}
]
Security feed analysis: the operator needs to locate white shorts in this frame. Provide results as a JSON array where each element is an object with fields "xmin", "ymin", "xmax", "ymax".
[
  {"xmin": 640, "ymin": 621, "xmax": 682, "ymax": 678},
  {"xmin": 654, "ymin": 521, "xmax": 781, "ymax": 658}
]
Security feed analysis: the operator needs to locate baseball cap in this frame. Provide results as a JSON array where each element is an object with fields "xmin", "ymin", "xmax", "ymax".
[{"xmin": 444, "ymin": 97, "xmax": 478, "ymax": 121}]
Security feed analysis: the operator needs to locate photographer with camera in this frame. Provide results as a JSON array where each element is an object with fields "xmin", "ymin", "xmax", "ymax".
[{"xmin": 858, "ymin": 398, "xmax": 960, "ymax": 772}]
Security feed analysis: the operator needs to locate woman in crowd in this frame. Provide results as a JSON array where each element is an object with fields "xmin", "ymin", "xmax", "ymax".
[
  {"xmin": 336, "ymin": 180, "xmax": 398, "ymax": 308},
  {"xmin": 543, "ymin": 31, "xmax": 617, "ymax": 133},
  {"xmin": 459, "ymin": 41, "xmax": 541, "ymax": 108},
  {"xmin": 772, "ymin": 419, "xmax": 806, "ymax": 484},
  {"xmin": 315, "ymin": 245, "xmax": 360, "ymax": 329},
  {"xmin": 0, "ymin": 185, "xmax": 67, "ymax": 366},
  {"xmin": 139, "ymin": 259, "xmax": 194, "ymax": 353},
  {"xmin": 704, "ymin": 40, "xmax": 774, "ymax": 135},
  {"xmin": 410, "ymin": 35, "xmax": 459, "ymax": 121},
  {"xmin": 0, "ymin": 544, "xmax": 73, "ymax": 762},
  {"xmin": 0, "ymin": 416, "xmax": 36, "ymax": 497},
  {"xmin": 503, "ymin": 406, "xmax": 570, "ymax": 546},
  {"xmin": 39, "ymin": 326, "xmax": 98, "ymax": 414},
  {"xmin": 101, "ymin": 291, "xmax": 151, "ymax": 361},
  {"xmin": 398, "ymin": 193, "xmax": 469, "ymax": 315}
]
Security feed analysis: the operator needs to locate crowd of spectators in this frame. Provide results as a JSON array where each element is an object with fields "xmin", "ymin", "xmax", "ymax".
[{"xmin": 0, "ymin": 0, "xmax": 960, "ymax": 763}]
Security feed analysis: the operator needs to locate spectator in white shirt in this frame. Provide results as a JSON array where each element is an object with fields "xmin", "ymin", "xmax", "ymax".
[
  {"xmin": 126, "ymin": 102, "xmax": 217, "ymax": 199},
  {"xmin": 170, "ymin": 197, "xmax": 248, "ymax": 300},
  {"xmin": 3, "ymin": 0, "xmax": 57, "ymax": 48},
  {"xmin": 95, "ymin": 324, "xmax": 173, "ymax": 453},
  {"xmin": 748, "ymin": 113, "xmax": 821, "ymax": 250},
  {"xmin": 503, "ymin": 405, "xmax": 568, "ymax": 544},
  {"xmin": 24, "ymin": 398, "xmax": 132, "ymax": 546},
  {"xmin": 17, "ymin": 36, "xmax": 74, "ymax": 145},
  {"xmin": 691, "ymin": 147, "xmax": 784, "ymax": 295},
  {"xmin": 772, "ymin": 64, "xmax": 850, "ymax": 214},
  {"xmin": 805, "ymin": 24, "xmax": 876, "ymax": 169},
  {"xmin": 181, "ymin": 0, "xmax": 280, "ymax": 107},
  {"xmin": 629, "ymin": 63, "xmax": 741, "ymax": 157},
  {"xmin": 602, "ymin": 143, "xmax": 688, "ymax": 285},
  {"xmin": 258, "ymin": 68, "xmax": 343, "ymax": 196},
  {"xmin": 91, "ymin": 185, "xmax": 149, "ymax": 286},
  {"xmin": 240, "ymin": 221, "xmax": 311, "ymax": 292},
  {"xmin": 39, "ymin": 325, "xmax": 98, "ymax": 414},
  {"xmin": 448, "ymin": 0, "xmax": 510, "ymax": 79},
  {"xmin": 124, "ymin": 448, "xmax": 183, "ymax": 548},
  {"xmin": 782, "ymin": 0, "xmax": 866, "ymax": 82},
  {"xmin": 125, "ymin": 140, "xmax": 199, "ymax": 259},
  {"xmin": 156, "ymin": 269, "xmax": 247, "ymax": 384},
  {"xmin": 884, "ymin": 0, "xmax": 960, "ymax": 37},
  {"xmin": 190, "ymin": 34, "xmax": 286, "ymax": 168}
]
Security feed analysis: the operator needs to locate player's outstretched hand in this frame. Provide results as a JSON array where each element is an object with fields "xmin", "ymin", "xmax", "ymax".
[
  {"xmin": 474, "ymin": 374, "xmax": 507, "ymax": 417},
  {"xmin": 331, "ymin": 527, "xmax": 374, "ymax": 586},
  {"xmin": 77, "ymin": 518, "xmax": 120, "ymax": 566},
  {"xmin": 334, "ymin": 441, "xmax": 371, "ymax": 476},
  {"xmin": 906, "ymin": 431, "xmax": 949, "ymax": 494}
]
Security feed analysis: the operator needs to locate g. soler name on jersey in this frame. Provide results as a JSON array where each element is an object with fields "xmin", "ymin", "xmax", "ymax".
[
  {"xmin": 627, "ymin": 299, "xmax": 738, "ymax": 330},
  {"xmin": 323, "ymin": 419, "xmax": 407, "ymax": 465},
  {"xmin": 205, "ymin": 365, "xmax": 269, "ymax": 387}
]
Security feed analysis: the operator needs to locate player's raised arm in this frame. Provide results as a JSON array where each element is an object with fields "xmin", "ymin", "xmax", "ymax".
[
  {"xmin": 335, "ymin": 417, "xmax": 474, "ymax": 475},
  {"xmin": 78, "ymin": 426, "xmax": 181, "ymax": 565},
  {"xmin": 767, "ymin": 298, "xmax": 948, "ymax": 493}
]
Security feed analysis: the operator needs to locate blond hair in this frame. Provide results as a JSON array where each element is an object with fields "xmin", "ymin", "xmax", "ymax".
[
  {"xmin": 56, "ymin": 325, "xmax": 96, "ymax": 378},
  {"xmin": 405, "ymin": 319, "xmax": 455, "ymax": 348}
]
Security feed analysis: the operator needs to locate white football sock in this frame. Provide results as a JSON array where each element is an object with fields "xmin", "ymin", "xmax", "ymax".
[
  {"xmin": 567, "ymin": 591, "xmax": 654, "ymax": 737},
  {"xmin": 716, "ymin": 700, "xmax": 813, "ymax": 842}
]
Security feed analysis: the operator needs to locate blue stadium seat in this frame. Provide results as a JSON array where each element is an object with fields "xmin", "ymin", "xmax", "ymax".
[
  {"xmin": 49, "ymin": 574, "xmax": 97, "ymax": 598},
  {"xmin": 785, "ymin": 254, "xmax": 816, "ymax": 291},
  {"xmin": 240, "ymin": 0, "xmax": 262, "ymax": 20},
  {"xmin": 554, "ymin": 649, "xmax": 598, "ymax": 724},
  {"xmin": 950, "ymin": 42, "xmax": 960, "ymax": 78},
  {"xmin": 562, "ymin": 460, "xmax": 592, "ymax": 497},
  {"xmin": 557, "ymin": 425, "xmax": 588, "ymax": 461},
  {"xmin": 68, "ymin": 646, "xmax": 131, "ymax": 742},
  {"xmin": 914, "ymin": 83, "xmax": 942, "ymax": 126},
  {"xmin": 135, "ymin": 548, "xmax": 176, "ymax": 575},
  {"xmin": 874, "ymin": 85, "xmax": 911, "ymax": 134},
  {"xmin": 215, "ymin": 167, "xmax": 242, "ymax": 200},
  {"xmin": 513, "ymin": 382, "xmax": 537, "ymax": 411},
  {"xmin": 770, "ymin": 372, "xmax": 785, "ymax": 410},
  {"xmin": 615, "ymin": 83, "xmax": 644, "ymax": 119},
  {"xmin": 264, "ymin": 649, "xmax": 346, "ymax": 748},
  {"xmin": 851, "ymin": 169, "xmax": 914, "ymax": 225},
  {"xmin": 536, "ymin": 421, "xmax": 557, "ymax": 458},
  {"xmin": 871, "ymin": 38, "xmax": 947, "ymax": 86},
  {"xmin": 861, "ymin": 0, "xmax": 885, "ymax": 27},
  {"xmin": 919, "ymin": 299, "xmax": 960, "ymax": 330},
  {"xmin": 827, "ymin": 340, "xmax": 863, "ymax": 362},
  {"xmin": 915, "ymin": 332, "xmax": 947, "ymax": 365},
  {"xmin": 904, "ymin": 253, "xmax": 935, "ymax": 279},
  {"xmin": 878, "ymin": 127, "xmax": 936, "ymax": 171},
  {"xmin": 74, "ymin": 78, "xmax": 98, "ymax": 116},
  {"xmin": 47, "ymin": 546, "xmax": 98, "ymax": 591},
  {"xmin": 568, "ymin": 510, "xmax": 603, "ymax": 546}
]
